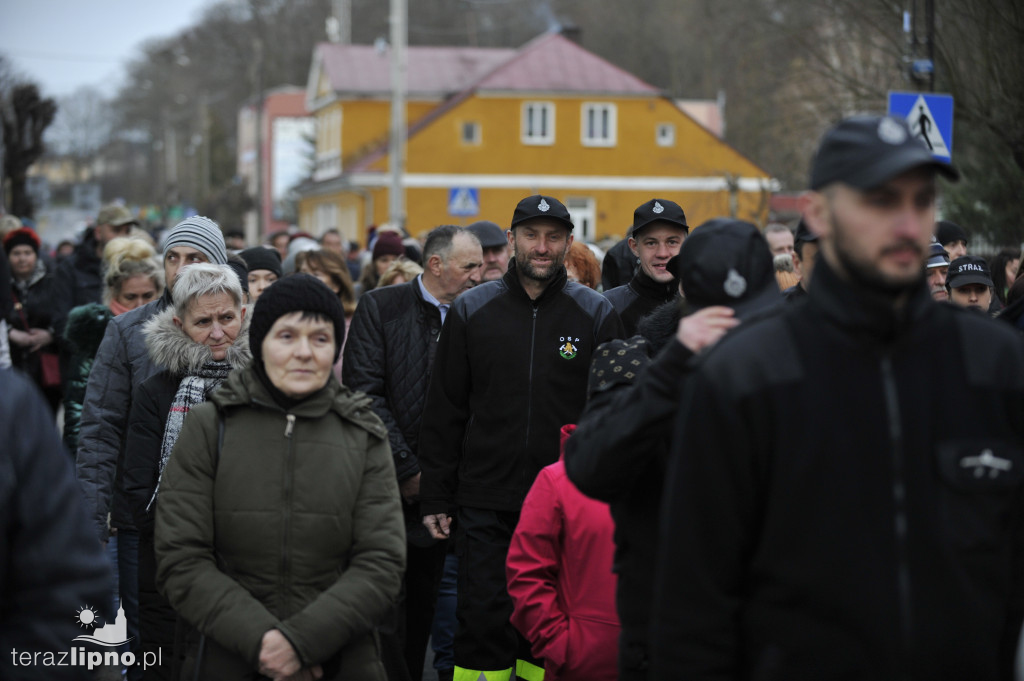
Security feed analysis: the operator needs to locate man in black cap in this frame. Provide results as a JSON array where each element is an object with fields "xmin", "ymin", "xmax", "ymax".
[
  {"xmin": 782, "ymin": 219, "xmax": 819, "ymax": 301},
  {"xmin": 651, "ymin": 115, "xmax": 1024, "ymax": 681},
  {"xmin": 466, "ymin": 220, "xmax": 511, "ymax": 282},
  {"xmin": 926, "ymin": 239, "xmax": 951, "ymax": 301},
  {"xmin": 946, "ymin": 254, "xmax": 994, "ymax": 312},
  {"xmin": 604, "ymin": 199, "xmax": 688, "ymax": 335},
  {"xmin": 936, "ymin": 219, "xmax": 968, "ymax": 261},
  {"xmin": 419, "ymin": 194, "xmax": 622, "ymax": 681},
  {"xmin": 566, "ymin": 218, "xmax": 779, "ymax": 681}
]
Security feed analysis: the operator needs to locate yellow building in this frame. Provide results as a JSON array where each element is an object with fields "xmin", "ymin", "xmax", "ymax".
[{"xmin": 297, "ymin": 32, "xmax": 775, "ymax": 243}]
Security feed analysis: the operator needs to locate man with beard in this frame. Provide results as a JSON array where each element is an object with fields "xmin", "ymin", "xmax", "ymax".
[
  {"xmin": 651, "ymin": 115, "xmax": 1024, "ymax": 680},
  {"xmin": 926, "ymin": 239, "xmax": 951, "ymax": 301},
  {"xmin": 419, "ymin": 195, "xmax": 622, "ymax": 681}
]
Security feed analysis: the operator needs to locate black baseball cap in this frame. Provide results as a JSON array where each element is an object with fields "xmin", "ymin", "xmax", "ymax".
[
  {"xmin": 667, "ymin": 218, "xmax": 781, "ymax": 318},
  {"xmin": 936, "ymin": 220, "xmax": 968, "ymax": 247},
  {"xmin": 946, "ymin": 255, "xmax": 993, "ymax": 289},
  {"xmin": 810, "ymin": 115, "xmax": 959, "ymax": 190},
  {"xmin": 510, "ymin": 195, "xmax": 574, "ymax": 231},
  {"xmin": 466, "ymin": 220, "xmax": 507, "ymax": 248},
  {"xmin": 630, "ymin": 198, "xmax": 688, "ymax": 238}
]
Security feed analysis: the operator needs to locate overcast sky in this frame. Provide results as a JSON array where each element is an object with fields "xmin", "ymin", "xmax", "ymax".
[{"xmin": 0, "ymin": 0, "xmax": 218, "ymax": 98}]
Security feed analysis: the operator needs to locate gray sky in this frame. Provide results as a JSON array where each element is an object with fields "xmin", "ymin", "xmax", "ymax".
[{"xmin": 0, "ymin": 0, "xmax": 218, "ymax": 98}]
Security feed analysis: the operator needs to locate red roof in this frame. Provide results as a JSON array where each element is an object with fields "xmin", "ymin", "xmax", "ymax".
[
  {"xmin": 475, "ymin": 33, "xmax": 659, "ymax": 95},
  {"xmin": 317, "ymin": 43, "xmax": 516, "ymax": 96}
]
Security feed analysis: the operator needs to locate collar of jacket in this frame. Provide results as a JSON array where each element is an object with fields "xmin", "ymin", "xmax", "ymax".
[
  {"xmin": 211, "ymin": 365, "xmax": 386, "ymax": 436},
  {"xmin": 629, "ymin": 268, "xmax": 678, "ymax": 303},
  {"xmin": 807, "ymin": 253, "xmax": 932, "ymax": 346},
  {"xmin": 410, "ymin": 278, "xmax": 444, "ymax": 318},
  {"xmin": 142, "ymin": 305, "xmax": 251, "ymax": 376},
  {"xmin": 501, "ymin": 257, "xmax": 568, "ymax": 305}
]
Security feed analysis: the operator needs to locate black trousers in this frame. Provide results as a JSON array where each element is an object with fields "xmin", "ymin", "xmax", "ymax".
[{"xmin": 453, "ymin": 507, "xmax": 542, "ymax": 673}]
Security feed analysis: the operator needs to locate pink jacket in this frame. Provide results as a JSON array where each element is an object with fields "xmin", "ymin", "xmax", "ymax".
[{"xmin": 507, "ymin": 424, "xmax": 620, "ymax": 681}]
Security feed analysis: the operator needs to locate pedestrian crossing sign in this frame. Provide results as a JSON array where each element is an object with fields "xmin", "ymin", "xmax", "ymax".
[
  {"xmin": 448, "ymin": 187, "xmax": 480, "ymax": 217},
  {"xmin": 887, "ymin": 91, "xmax": 954, "ymax": 161}
]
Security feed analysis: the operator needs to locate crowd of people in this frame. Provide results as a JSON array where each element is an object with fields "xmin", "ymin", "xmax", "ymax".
[{"xmin": 3, "ymin": 112, "xmax": 1024, "ymax": 681}]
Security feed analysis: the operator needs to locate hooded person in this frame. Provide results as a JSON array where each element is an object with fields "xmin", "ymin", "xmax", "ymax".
[
  {"xmin": 122, "ymin": 263, "xmax": 250, "ymax": 680},
  {"xmin": 154, "ymin": 274, "xmax": 406, "ymax": 681},
  {"xmin": 564, "ymin": 218, "xmax": 781, "ymax": 681}
]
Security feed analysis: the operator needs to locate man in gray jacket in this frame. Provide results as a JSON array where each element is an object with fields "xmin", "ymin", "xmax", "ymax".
[{"xmin": 75, "ymin": 216, "xmax": 227, "ymax": 679}]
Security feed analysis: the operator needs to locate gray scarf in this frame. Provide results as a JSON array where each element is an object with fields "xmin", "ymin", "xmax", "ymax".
[{"xmin": 147, "ymin": 361, "xmax": 232, "ymax": 509}]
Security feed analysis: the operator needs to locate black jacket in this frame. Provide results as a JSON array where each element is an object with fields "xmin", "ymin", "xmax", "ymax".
[
  {"xmin": 419, "ymin": 260, "xmax": 623, "ymax": 515},
  {"xmin": 565, "ymin": 301, "xmax": 692, "ymax": 680},
  {"xmin": 601, "ymin": 237, "xmax": 636, "ymax": 292},
  {"xmin": 604, "ymin": 269, "xmax": 678, "ymax": 336},
  {"xmin": 651, "ymin": 257, "xmax": 1024, "ymax": 681},
  {"xmin": 52, "ymin": 230, "xmax": 103, "ymax": 339},
  {"xmin": 0, "ymin": 369, "xmax": 110, "ymax": 680},
  {"xmin": 343, "ymin": 278, "xmax": 443, "ymax": 483},
  {"xmin": 7, "ymin": 260, "xmax": 59, "ymax": 382}
]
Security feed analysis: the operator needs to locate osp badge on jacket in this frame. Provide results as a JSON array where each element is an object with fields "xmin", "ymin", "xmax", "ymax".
[{"xmin": 559, "ymin": 335, "xmax": 580, "ymax": 359}]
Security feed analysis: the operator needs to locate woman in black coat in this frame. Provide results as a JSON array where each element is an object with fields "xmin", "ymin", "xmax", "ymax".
[{"xmin": 4, "ymin": 227, "xmax": 61, "ymax": 412}]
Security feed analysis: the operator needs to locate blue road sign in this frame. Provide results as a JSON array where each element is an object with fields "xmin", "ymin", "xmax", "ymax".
[
  {"xmin": 888, "ymin": 91, "xmax": 954, "ymax": 160},
  {"xmin": 448, "ymin": 187, "xmax": 480, "ymax": 217}
]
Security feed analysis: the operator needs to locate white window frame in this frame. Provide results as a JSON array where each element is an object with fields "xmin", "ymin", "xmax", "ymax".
[
  {"xmin": 315, "ymin": 202, "xmax": 338, "ymax": 235},
  {"xmin": 522, "ymin": 101, "xmax": 555, "ymax": 146},
  {"xmin": 581, "ymin": 103, "xmax": 617, "ymax": 147},
  {"xmin": 566, "ymin": 196, "xmax": 596, "ymax": 242},
  {"xmin": 314, "ymin": 108, "xmax": 342, "ymax": 181},
  {"xmin": 461, "ymin": 121, "xmax": 481, "ymax": 145},
  {"xmin": 656, "ymin": 123, "xmax": 676, "ymax": 147}
]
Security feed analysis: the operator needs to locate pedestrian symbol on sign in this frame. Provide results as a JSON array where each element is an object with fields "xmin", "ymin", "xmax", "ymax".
[{"xmin": 448, "ymin": 187, "xmax": 480, "ymax": 217}]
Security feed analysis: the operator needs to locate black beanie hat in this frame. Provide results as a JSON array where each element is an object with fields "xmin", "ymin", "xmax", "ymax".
[
  {"xmin": 250, "ymin": 273, "xmax": 347, "ymax": 364},
  {"xmin": 240, "ymin": 246, "xmax": 283, "ymax": 279}
]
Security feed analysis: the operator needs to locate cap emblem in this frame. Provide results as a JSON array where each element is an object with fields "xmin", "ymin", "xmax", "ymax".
[
  {"xmin": 652, "ymin": 201, "xmax": 664, "ymax": 214},
  {"xmin": 878, "ymin": 117, "xmax": 907, "ymax": 145},
  {"xmin": 724, "ymin": 268, "xmax": 747, "ymax": 298},
  {"xmin": 538, "ymin": 198, "xmax": 550, "ymax": 212}
]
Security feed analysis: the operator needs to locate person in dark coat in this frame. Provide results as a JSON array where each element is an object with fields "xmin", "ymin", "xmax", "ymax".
[
  {"xmin": 5, "ymin": 227, "xmax": 61, "ymax": 412},
  {"xmin": 650, "ymin": 115, "xmax": 1024, "ymax": 680},
  {"xmin": 565, "ymin": 219, "xmax": 781, "ymax": 681},
  {"xmin": 51, "ymin": 204, "xmax": 139, "ymax": 341},
  {"xmin": 122, "ymin": 264, "xmax": 250, "ymax": 680},
  {"xmin": 600, "ymin": 235, "xmax": 637, "ymax": 292},
  {"xmin": 0, "ymin": 369, "xmax": 110, "ymax": 681},
  {"xmin": 604, "ymin": 199, "xmax": 688, "ymax": 335},
  {"xmin": 344, "ymin": 225, "xmax": 482, "ymax": 681}
]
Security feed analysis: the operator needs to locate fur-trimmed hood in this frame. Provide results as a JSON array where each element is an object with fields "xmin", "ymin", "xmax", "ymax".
[{"xmin": 142, "ymin": 305, "xmax": 251, "ymax": 376}]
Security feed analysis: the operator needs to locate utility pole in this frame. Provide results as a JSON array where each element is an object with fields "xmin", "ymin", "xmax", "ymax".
[
  {"xmin": 388, "ymin": 0, "xmax": 407, "ymax": 229},
  {"xmin": 328, "ymin": 0, "xmax": 352, "ymax": 44}
]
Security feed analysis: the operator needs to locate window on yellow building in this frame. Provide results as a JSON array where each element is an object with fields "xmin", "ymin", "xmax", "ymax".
[
  {"xmin": 522, "ymin": 102, "xmax": 555, "ymax": 145},
  {"xmin": 582, "ymin": 103, "xmax": 616, "ymax": 147},
  {"xmin": 462, "ymin": 121, "xmax": 481, "ymax": 145},
  {"xmin": 657, "ymin": 123, "xmax": 676, "ymax": 147}
]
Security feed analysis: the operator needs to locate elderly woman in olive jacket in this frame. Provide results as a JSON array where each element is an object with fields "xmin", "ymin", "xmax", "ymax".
[{"xmin": 155, "ymin": 274, "xmax": 405, "ymax": 681}]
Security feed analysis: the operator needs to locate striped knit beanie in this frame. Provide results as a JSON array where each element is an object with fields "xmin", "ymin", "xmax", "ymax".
[{"xmin": 163, "ymin": 216, "xmax": 227, "ymax": 265}]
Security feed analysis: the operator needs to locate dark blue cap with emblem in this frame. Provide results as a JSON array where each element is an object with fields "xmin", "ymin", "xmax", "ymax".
[
  {"xmin": 810, "ymin": 115, "xmax": 959, "ymax": 190},
  {"xmin": 510, "ymin": 194, "xmax": 574, "ymax": 232}
]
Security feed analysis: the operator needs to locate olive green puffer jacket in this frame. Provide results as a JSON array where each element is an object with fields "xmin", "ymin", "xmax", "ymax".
[{"xmin": 155, "ymin": 366, "xmax": 406, "ymax": 680}]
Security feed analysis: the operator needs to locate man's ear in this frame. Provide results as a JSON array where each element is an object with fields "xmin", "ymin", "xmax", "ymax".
[
  {"xmin": 627, "ymin": 237, "xmax": 639, "ymax": 258},
  {"xmin": 798, "ymin": 190, "xmax": 831, "ymax": 240},
  {"xmin": 427, "ymin": 253, "xmax": 443, "ymax": 277},
  {"xmin": 506, "ymin": 228, "xmax": 515, "ymax": 253}
]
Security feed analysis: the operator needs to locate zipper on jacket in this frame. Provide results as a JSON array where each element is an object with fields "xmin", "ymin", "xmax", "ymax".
[
  {"xmin": 880, "ymin": 355, "xmax": 912, "ymax": 681},
  {"xmin": 281, "ymin": 413, "xmax": 295, "ymax": 612},
  {"xmin": 524, "ymin": 306, "xmax": 538, "ymax": 455}
]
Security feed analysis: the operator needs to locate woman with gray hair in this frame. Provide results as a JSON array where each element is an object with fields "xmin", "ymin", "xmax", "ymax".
[{"xmin": 122, "ymin": 263, "xmax": 251, "ymax": 680}]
